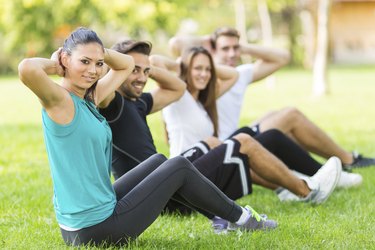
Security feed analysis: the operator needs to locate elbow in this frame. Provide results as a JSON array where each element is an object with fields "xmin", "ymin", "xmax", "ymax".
[
  {"xmin": 179, "ymin": 81, "xmax": 187, "ymax": 93},
  {"xmin": 168, "ymin": 37, "xmax": 181, "ymax": 58},
  {"xmin": 149, "ymin": 55, "xmax": 160, "ymax": 67},
  {"xmin": 176, "ymin": 80, "xmax": 187, "ymax": 99},
  {"xmin": 18, "ymin": 59, "xmax": 34, "ymax": 86},
  {"xmin": 126, "ymin": 55, "xmax": 135, "ymax": 71}
]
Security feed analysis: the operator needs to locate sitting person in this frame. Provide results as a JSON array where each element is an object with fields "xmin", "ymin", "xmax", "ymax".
[{"xmin": 168, "ymin": 27, "xmax": 375, "ymax": 171}]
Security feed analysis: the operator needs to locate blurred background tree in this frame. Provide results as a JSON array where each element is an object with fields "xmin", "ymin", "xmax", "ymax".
[
  {"xmin": 1, "ymin": 0, "xmax": 374, "ymax": 97},
  {"xmin": 0, "ymin": 0, "xmax": 299, "ymax": 74}
]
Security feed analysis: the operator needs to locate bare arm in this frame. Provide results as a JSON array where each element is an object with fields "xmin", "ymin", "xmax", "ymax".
[
  {"xmin": 169, "ymin": 35, "xmax": 213, "ymax": 58},
  {"xmin": 148, "ymin": 55, "xmax": 186, "ymax": 113},
  {"xmin": 96, "ymin": 49, "xmax": 135, "ymax": 106},
  {"xmin": 18, "ymin": 57, "xmax": 67, "ymax": 109},
  {"xmin": 18, "ymin": 54, "xmax": 77, "ymax": 124},
  {"xmin": 149, "ymin": 54, "xmax": 180, "ymax": 73},
  {"xmin": 240, "ymin": 44, "xmax": 290, "ymax": 82},
  {"xmin": 215, "ymin": 64, "xmax": 239, "ymax": 98}
]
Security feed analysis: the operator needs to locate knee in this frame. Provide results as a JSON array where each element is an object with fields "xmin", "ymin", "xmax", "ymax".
[
  {"xmin": 203, "ymin": 136, "xmax": 222, "ymax": 149},
  {"xmin": 281, "ymin": 107, "xmax": 303, "ymax": 122},
  {"xmin": 149, "ymin": 153, "xmax": 168, "ymax": 164},
  {"xmin": 168, "ymin": 155, "xmax": 194, "ymax": 170},
  {"xmin": 232, "ymin": 133, "xmax": 259, "ymax": 153}
]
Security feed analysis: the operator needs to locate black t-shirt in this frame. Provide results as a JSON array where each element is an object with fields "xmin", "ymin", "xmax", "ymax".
[{"xmin": 99, "ymin": 91, "xmax": 157, "ymax": 169}]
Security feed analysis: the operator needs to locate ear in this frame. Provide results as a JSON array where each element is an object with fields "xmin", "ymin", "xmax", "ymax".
[{"xmin": 60, "ymin": 51, "xmax": 70, "ymax": 69}]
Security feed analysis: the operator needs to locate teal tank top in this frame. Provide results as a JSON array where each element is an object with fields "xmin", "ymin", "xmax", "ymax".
[{"xmin": 42, "ymin": 93, "xmax": 116, "ymax": 229}]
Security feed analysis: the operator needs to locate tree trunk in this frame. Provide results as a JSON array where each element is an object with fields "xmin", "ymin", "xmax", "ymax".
[
  {"xmin": 234, "ymin": 0, "xmax": 253, "ymax": 63},
  {"xmin": 234, "ymin": 0, "xmax": 247, "ymax": 44},
  {"xmin": 257, "ymin": 0, "xmax": 275, "ymax": 88},
  {"xmin": 313, "ymin": 0, "xmax": 332, "ymax": 96},
  {"xmin": 300, "ymin": 10, "xmax": 315, "ymax": 69}
]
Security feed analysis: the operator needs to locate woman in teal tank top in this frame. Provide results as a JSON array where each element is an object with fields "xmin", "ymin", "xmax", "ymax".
[{"xmin": 18, "ymin": 27, "xmax": 276, "ymax": 247}]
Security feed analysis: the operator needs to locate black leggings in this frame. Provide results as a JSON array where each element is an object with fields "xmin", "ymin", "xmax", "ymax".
[
  {"xmin": 230, "ymin": 128, "xmax": 321, "ymax": 176},
  {"xmin": 60, "ymin": 154, "xmax": 242, "ymax": 247}
]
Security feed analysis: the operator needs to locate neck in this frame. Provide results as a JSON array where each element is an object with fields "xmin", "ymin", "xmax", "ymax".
[
  {"xmin": 189, "ymin": 89, "xmax": 199, "ymax": 100},
  {"xmin": 62, "ymin": 80, "xmax": 85, "ymax": 99},
  {"xmin": 117, "ymin": 88, "xmax": 137, "ymax": 101}
]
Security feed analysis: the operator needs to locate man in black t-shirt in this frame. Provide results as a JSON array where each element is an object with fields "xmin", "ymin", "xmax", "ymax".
[{"xmin": 99, "ymin": 40, "xmax": 186, "ymax": 179}]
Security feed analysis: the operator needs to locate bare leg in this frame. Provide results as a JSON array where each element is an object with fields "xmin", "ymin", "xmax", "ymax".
[
  {"xmin": 250, "ymin": 169, "xmax": 278, "ymax": 190},
  {"xmin": 233, "ymin": 133, "xmax": 310, "ymax": 197},
  {"xmin": 255, "ymin": 107, "xmax": 353, "ymax": 165}
]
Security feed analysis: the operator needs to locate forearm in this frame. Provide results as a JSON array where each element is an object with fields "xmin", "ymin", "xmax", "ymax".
[
  {"xmin": 148, "ymin": 64, "xmax": 187, "ymax": 113},
  {"xmin": 216, "ymin": 64, "xmax": 238, "ymax": 81},
  {"xmin": 215, "ymin": 64, "xmax": 239, "ymax": 97},
  {"xmin": 240, "ymin": 44, "xmax": 290, "ymax": 65},
  {"xmin": 18, "ymin": 58, "xmax": 59, "ymax": 87},
  {"xmin": 103, "ymin": 48, "xmax": 134, "ymax": 71},
  {"xmin": 169, "ymin": 35, "xmax": 212, "ymax": 57},
  {"xmin": 149, "ymin": 55, "xmax": 179, "ymax": 73},
  {"xmin": 149, "ymin": 66, "xmax": 185, "ymax": 92},
  {"xmin": 95, "ymin": 49, "xmax": 134, "ymax": 105}
]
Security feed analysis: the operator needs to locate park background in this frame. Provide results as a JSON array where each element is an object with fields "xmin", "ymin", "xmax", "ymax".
[{"xmin": 1, "ymin": 0, "xmax": 375, "ymax": 249}]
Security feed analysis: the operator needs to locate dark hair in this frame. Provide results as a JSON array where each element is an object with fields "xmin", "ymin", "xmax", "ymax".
[
  {"xmin": 210, "ymin": 27, "xmax": 240, "ymax": 49},
  {"xmin": 180, "ymin": 46, "xmax": 218, "ymax": 136},
  {"xmin": 61, "ymin": 27, "xmax": 104, "ymax": 103},
  {"xmin": 111, "ymin": 40, "xmax": 152, "ymax": 55}
]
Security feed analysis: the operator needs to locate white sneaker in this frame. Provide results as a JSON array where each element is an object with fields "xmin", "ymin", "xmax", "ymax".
[
  {"xmin": 337, "ymin": 171, "xmax": 363, "ymax": 188},
  {"xmin": 276, "ymin": 188, "xmax": 298, "ymax": 202},
  {"xmin": 308, "ymin": 156, "xmax": 341, "ymax": 204},
  {"xmin": 276, "ymin": 157, "xmax": 341, "ymax": 204}
]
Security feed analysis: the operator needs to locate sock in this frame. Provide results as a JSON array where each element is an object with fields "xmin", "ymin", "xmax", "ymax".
[{"xmin": 235, "ymin": 207, "xmax": 250, "ymax": 225}]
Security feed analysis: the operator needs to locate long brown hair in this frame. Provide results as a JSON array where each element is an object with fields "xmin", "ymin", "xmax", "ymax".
[{"xmin": 180, "ymin": 46, "xmax": 218, "ymax": 136}]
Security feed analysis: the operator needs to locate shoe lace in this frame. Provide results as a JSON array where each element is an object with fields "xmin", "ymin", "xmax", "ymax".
[{"xmin": 245, "ymin": 205, "xmax": 264, "ymax": 222}]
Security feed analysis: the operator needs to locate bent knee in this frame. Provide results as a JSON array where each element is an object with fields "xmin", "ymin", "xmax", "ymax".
[
  {"xmin": 149, "ymin": 153, "xmax": 168, "ymax": 163},
  {"xmin": 232, "ymin": 133, "xmax": 258, "ymax": 149},
  {"xmin": 281, "ymin": 107, "xmax": 303, "ymax": 120},
  {"xmin": 168, "ymin": 155, "xmax": 194, "ymax": 169},
  {"xmin": 203, "ymin": 136, "xmax": 222, "ymax": 149}
]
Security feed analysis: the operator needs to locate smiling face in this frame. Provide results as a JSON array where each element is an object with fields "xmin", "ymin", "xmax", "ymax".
[
  {"xmin": 189, "ymin": 53, "xmax": 212, "ymax": 93},
  {"xmin": 117, "ymin": 52, "xmax": 150, "ymax": 100},
  {"xmin": 62, "ymin": 43, "xmax": 105, "ymax": 93}
]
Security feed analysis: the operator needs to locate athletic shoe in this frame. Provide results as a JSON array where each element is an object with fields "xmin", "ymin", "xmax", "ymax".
[
  {"xmin": 211, "ymin": 216, "xmax": 228, "ymax": 234},
  {"xmin": 276, "ymin": 186, "xmax": 318, "ymax": 202},
  {"xmin": 276, "ymin": 157, "xmax": 341, "ymax": 204},
  {"xmin": 227, "ymin": 206, "xmax": 277, "ymax": 231},
  {"xmin": 337, "ymin": 171, "xmax": 363, "ymax": 188},
  {"xmin": 307, "ymin": 156, "xmax": 341, "ymax": 204},
  {"xmin": 343, "ymin": 152, "xmax": 375, "ymax": 171}
]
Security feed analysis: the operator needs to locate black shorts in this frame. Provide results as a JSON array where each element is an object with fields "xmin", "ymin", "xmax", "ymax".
[
  {"xmin": 227, "ymin": 125, "xmax": 260, "ymax": 139},
  {"xmin": 181, "ymin": 139, "xmax": 252, "ymax": 201}
]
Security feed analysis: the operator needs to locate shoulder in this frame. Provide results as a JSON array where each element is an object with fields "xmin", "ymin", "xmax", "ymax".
[{"xmin": 137, "ymin": 93, "xmax": 153, "ymax": 114}]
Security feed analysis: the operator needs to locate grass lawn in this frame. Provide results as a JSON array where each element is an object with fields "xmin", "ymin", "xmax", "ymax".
[{"xmin": 1, "ymin": 66, "xmax": 374, "ymax": 249}]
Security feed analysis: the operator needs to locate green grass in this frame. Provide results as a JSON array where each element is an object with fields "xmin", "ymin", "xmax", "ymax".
[{"xmin": 1, "ymin": 67, "xmax": 375, "ymax": 249}]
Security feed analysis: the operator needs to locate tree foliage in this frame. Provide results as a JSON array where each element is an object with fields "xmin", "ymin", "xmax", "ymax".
[
  {"xmin": 0, "ymin": 0, "xmax": 223, "ymax": 72},
  {"xmin": 0, "ymin": 0, "xmax": 302, "ymax": 73}
]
